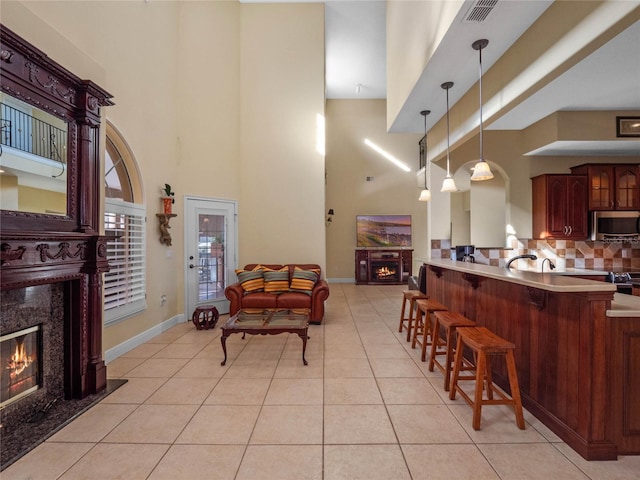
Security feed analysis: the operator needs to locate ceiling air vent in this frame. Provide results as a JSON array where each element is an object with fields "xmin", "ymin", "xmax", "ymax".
[{"xmin": 463, "ymin": 0, "xmax": 498, "ymax": 23}]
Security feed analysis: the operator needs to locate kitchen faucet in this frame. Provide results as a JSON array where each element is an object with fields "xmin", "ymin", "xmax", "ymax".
[
  {"xmin": 541, "ymin": 258, "xmax": 556, "ymax": 272},
  {"xmin": 505, "ymin": 254, "xmax": 538, "ymax": 269}
]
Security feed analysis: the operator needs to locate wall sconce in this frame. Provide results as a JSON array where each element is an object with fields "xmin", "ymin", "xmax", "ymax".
[{"xmin": 327, "ymin": 209, "xmax": 334, "ymax": 223}]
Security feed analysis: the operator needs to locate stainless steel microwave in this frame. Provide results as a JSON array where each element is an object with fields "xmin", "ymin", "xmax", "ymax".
[{"xmin": 591, "ymin": 211, "xmax": 640, "ymax": 241}]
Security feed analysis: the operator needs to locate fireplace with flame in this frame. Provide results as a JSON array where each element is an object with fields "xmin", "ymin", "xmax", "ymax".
[
  {"xmin": 0, "ymin": 284, "xmax": 66, "ymax": 436},
  {"xmin": 1, "ymin": 326, "xmax": 41, "ymax": 409},
  {"xmin": 371, "ymin": 260, "xmax": 401, "ymax": 283}
]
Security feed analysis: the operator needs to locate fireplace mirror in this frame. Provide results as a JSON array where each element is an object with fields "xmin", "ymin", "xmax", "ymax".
[{"xmin": 0, "ymin": 93, "xmax": 68, "ymax": 216}]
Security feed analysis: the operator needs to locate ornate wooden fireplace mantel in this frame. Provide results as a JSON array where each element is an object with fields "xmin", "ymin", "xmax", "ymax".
[{"xmin": 0, "ymin": 25, "xmax": 114, "ymax": 401}]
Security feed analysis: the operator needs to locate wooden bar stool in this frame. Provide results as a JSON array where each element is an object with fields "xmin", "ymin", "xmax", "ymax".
[
  {"xmin": 428, "ymin": 311, "xmax": 476, "ymax": 391},
  {"xmin": 449, "ymin": 326, "xmax": 525, "ymax": 430},
  {"xmin": 399, "ymin": 290, "xmax": 429, "ymax": 342},
  {"xmin": 412, "ymin": 299, "xmax": 448, "ymax": 362}
]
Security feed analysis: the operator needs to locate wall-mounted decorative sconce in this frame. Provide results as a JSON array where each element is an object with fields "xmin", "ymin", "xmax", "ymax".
[
  {"xmin": 470, "ymin": 39, "xmax": 494, "ymax": 181},
  {"xmin": 418, "ymin": 109, "xmax": 431, "ymax": 202},
  {"xmin": 156, "ymin": 213, "xmax": 177, "ymax": 246},
  {"xmin": 327, "ymin": 209, "xmax": 334, "ymax": 223}
]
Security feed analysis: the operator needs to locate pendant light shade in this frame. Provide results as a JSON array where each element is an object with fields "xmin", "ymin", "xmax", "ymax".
[
  {"xmin": 440, "ymin": 81, "xmax": 458, "ymax": 193},
  {"xmin": 418, "ymin": 109, "xmax": 431, "ymax": 202},
  {"xmin": 470, "ymin": 39, "xmax": 494, "ymax": 182},
  {"xmin": 441, "ymin": 177, "xmax": 457, "ymax": 192},
  {"xmin": 418, "ymin": 189, "xmax": 432, "ymax": 201}
]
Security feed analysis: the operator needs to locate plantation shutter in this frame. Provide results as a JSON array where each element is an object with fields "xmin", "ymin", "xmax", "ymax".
[{"xmin": 104, "ymin": 199, "xmax": 146, "ymax": 324}]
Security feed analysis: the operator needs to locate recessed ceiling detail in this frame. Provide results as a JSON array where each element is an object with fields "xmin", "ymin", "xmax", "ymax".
[{"xmin": 525, "ymin": 140, "xmax": 640, "ymax": 157}]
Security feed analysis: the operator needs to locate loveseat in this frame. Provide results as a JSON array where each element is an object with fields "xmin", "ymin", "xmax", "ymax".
[{"xmin": 224, "ymin": 264, "xmax": 330, "ymax": 324}]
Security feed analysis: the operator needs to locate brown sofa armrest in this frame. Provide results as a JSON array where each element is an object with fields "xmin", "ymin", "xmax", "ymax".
[
  {"xmin": 309, "ymin": 279, "xmax": 330, "ymax": 324},
  {"xmin": 224, "ymin": 283, "xmax": 244, "ymax": 316}
]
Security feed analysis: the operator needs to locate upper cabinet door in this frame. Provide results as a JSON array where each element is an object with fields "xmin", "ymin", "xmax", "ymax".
[
  {"xmin": 587, "ymin": 165, "xmax": 614, "ymax": 210},
  {"xmin": 571, "ymin": 163, "xmax": 640, "ymax": 211},
  {"xmin": 547, "ymin": 175, "xmax": 570, "ymax": 237},
  {"xmin": 531, "ymin": 174, "xmax": 588, "ymax": 240},
  {"xmin": 566, "ymin": 175, "xmax": 589, "ymax": 238},
  {"xmin": 615, "ymin": 165, "xmax": 639, "ymax": 210}
]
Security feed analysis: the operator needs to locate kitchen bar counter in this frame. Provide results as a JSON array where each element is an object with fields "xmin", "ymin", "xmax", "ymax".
[
  {"xmin": 424, "ymin": 259, "xmax": 640, "ymax": 460},
  {"xmin": 426, "ymin": 259, "xmax": 615, "ymax": 292},
  {"xmin": 609, "ymin": 292, "xmax": 640, "ymax": 317}
]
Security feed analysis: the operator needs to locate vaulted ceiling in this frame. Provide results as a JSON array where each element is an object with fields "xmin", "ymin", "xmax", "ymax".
[{"xmin": 245, "ymin": 0, "xmax": 640, "ymax": 156}]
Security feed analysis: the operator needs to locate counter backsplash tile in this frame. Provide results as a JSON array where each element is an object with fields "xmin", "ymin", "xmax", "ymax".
[{"xmin": 432, "ymin": 238, "xmax": 640, "ymax": 271}]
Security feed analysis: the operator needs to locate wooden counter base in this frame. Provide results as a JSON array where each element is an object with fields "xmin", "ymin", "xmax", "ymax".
[{"xmin": 425, "ymin": 259, "xmax": 640, "ymax": 461}]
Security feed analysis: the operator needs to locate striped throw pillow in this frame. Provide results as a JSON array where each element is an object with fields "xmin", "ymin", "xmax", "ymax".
[
  {"xmin": 235, "ymin": 267, "xmax": 264, "ymax": 293},
  {"xmin": 289, "ymin": 267, "xmax": 319, "ymax": 295},
  {"xmin": 263, "ymin": 267, "xmax": 290, "ymax": 294}
]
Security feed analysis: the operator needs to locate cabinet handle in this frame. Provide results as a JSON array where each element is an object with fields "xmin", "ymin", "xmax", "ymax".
[{"xmin": 568, "ymin": 226, "xmax": 573, "ymax": 236}]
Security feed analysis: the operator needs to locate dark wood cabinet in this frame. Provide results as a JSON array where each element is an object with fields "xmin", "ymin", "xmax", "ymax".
[
  {"xmin": 532, "ymin": 174, "xmax": 588, "ymax": 239},
  {"xmin": 355, "ymin": 249, "xmax": 412, "ymax": 285},
  {"xmin": 571, "ymin": 163, "xmax": 640, "ymax": 210}
]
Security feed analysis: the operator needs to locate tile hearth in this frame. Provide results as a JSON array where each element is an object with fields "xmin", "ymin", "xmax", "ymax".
[{"xmin": 2, "ymin": 284, "xmax": 639, "ymax": 479}]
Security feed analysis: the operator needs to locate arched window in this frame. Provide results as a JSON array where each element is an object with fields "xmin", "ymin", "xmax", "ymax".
[{"xmin": 103, "ymin": 121, "xmax": 146, "ymax": 324}]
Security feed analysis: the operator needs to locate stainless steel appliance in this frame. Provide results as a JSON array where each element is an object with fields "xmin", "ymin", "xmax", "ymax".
[
  {"xmin": 606, "ymin": 271, "xmax": 632, "ymax": 294},
  {"xmin": 592, "ymin": 211, "xmax": 640, "ymax": 241},
  {"xmin": 456, "ymin": 245, "xmax": 475, "ymax": 263}
]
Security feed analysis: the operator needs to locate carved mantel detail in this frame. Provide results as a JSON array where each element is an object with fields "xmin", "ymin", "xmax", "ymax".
[
  {"xmin": 0, "ymin": 48, "xmax": 13, "ymax": 63},
  {"xmin": 25, "ymin": 61, "xmax": 76, "ymax": 102},
  {"xmin": 36, "ymin": 242, "xmax": 86, "ymax": 262},
  {"xmin": 0, "ymin": 243, "xmax": 26, "ymax": 265}
]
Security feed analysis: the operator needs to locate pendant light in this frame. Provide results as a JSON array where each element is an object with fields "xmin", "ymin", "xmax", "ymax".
[
  {"xmin": 440, "ymin": 81, "xmax": 458, "ymax": 192},
  {"xmin": 418, "ymin": 109, "xmax": 431, "ymax": 202},
  {"xmin": 470, "ymin": 39, "xmax": 494, "ymax": 181}
]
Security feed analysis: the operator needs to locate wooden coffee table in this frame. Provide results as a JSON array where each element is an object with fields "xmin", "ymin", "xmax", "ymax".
[{"xmin": 220, "ymin": 309, "xmax": 310, "ymax": 366}]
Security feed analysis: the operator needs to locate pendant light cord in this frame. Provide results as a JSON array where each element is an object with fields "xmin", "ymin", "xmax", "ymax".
[
  {"xmin": 445, "ymin": 85, "xmax": 451, "ymax": 175},
  {"xmin": 478, "ymin": 45, "xmax": 483, "ymax": 161},
  {"xmin": 423, "ymin": 112, "xmax": 427, "ymax": 187}
]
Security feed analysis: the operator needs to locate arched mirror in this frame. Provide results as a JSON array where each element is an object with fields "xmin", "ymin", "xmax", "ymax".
[{"xmin": 0, "ymin": 93, "xmax": 68, "ymax": 215}]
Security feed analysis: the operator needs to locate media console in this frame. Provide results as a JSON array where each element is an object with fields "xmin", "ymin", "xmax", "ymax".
[{"xmin": 355, "ymin": 249, "xmax": 412, "ymax": 285}]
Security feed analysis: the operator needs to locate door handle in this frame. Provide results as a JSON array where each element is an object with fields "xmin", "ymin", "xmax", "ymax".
[{"xmin": 189, "ymin": 264, "xmax": 195, "ymax": 269}]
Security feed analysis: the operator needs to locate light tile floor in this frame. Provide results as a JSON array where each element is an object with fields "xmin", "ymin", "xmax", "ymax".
[{"xmin": 4, "ymin": 284, "xmax": 640, "ymax": 479}]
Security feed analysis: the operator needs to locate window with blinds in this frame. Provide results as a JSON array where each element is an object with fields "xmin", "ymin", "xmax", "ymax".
[{"xmin": 104, "ymin": 199, "xmax": 146, "ymax": 324}]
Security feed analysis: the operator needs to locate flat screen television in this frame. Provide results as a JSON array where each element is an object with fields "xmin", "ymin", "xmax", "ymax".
[{"xmin": 356, "ymin": 215, "xmax": 412, "ymax": 248}]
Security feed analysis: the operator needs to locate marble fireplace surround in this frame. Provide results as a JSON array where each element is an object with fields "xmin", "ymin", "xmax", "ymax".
[{"xmin": 0, "ymin": 284, "xmax": 65, "ymax": 428}]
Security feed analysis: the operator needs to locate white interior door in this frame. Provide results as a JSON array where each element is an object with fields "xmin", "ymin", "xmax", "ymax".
[{"xmin": 185, "ymin": 197, "xmax": 237, "ymax": 318}]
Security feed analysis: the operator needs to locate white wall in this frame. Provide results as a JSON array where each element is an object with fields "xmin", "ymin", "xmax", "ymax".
[
  {"xmin": 2, "ymin": 1, "xmax": 327, "ymax": 351},
  {"xmin": 239, "ymin": 3, "xmax": 326, "ymax": 268}
]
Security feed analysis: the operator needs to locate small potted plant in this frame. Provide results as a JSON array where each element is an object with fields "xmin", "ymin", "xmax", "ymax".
[{"xmin": 161, "ymin": 183, "xmax": 175, "ymax": 214}]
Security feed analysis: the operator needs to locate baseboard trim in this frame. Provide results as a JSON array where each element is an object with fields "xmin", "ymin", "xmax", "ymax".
[
  {"xmin": 327, "ymin": 278, "xmax": 355, "ymax": 283},
  {"xmin": 104, "ymin": 313, "xmax": 185, "ymax": 363}
]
